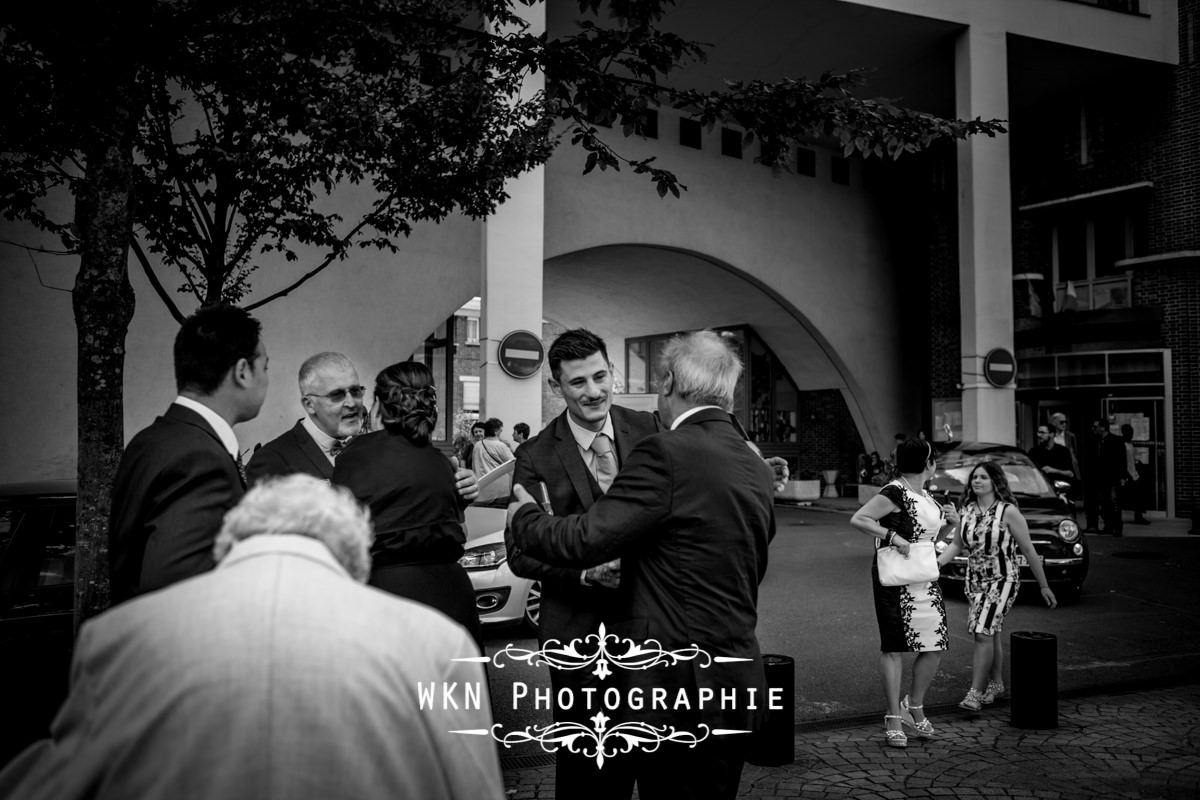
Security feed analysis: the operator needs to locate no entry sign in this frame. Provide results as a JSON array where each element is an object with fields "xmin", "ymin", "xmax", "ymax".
[
  {"xmin": 983, "ymin": 348, "xmax": 1016, "ymax": 387},
  {"xmin": 498, "ymin": 330, "xmax": 545, "ymax": 379}
]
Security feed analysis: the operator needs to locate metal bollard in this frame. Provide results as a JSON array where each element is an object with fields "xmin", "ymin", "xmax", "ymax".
[
  {"xmin": 1010, "ymin": 631, "xmax": 1057, "ymax": 729},
  {"xmin": 744, "ymin": 654, "xmax": 795, "ymax": 766}
]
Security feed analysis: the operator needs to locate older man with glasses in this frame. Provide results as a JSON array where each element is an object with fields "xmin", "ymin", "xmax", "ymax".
[{"xmin": 246, "ymin": 352, "xmax": 367, "ymax": 484}]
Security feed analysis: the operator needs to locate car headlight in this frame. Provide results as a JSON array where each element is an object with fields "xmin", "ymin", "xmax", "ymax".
[
  {"xmin": 1058, "ymin": 519, "xmax": 1080, "ymax": 543},
  {"xmin": 459, "ymin": 542, "xmax": 507, "ymax": 570}
]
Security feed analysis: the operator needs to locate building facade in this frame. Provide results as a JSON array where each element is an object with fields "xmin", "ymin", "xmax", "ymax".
[{"xmin": 0, "ymin": 0, "xmax": 1193, "ymax": 518}]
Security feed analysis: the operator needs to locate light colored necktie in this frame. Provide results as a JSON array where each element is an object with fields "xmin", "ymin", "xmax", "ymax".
[{"xmin": 590, "ymin": 433, "xmax": 618, "ymax": 494}]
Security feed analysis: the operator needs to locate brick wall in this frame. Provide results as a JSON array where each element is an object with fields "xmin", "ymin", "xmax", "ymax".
[
  {"xmin": 793, "ymin": 389, "xmax": 866, "ymax": 483},
  {"xmin": 1010, "ymin": 0, "xmax": 1198, "ymax": 515}
]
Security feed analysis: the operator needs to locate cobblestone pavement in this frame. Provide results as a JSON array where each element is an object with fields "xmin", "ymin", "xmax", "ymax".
[{"xmin": 502, "ymin": 683, "xmax": 1200, "ymax": 799}]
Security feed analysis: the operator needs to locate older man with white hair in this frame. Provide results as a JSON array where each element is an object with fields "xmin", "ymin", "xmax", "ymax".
[{"xmin": 0, "ymin": 476, "xmax": 503, "ymax": 800}]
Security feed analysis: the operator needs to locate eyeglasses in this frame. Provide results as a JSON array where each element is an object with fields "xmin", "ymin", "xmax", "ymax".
[{"xmin": 306, "ymin": 385, "xmax": 365, "ymax": 403}]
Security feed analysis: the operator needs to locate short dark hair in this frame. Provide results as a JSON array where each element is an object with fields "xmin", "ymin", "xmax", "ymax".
[
  {"xmin": 482, "ymin": 417, "xmax": 504, "ymax": 437},
  {"xmin": 175, "ymin": 305, "xmax": 262, "ymax": 395},
  {"xmin": 895, "ymin": 438, "xmax": 933, "ymax": 474},
  {"xmin": 374, "ymin": 361, "xmax": 437, "ymax": 444},
  {"xmin": 1120, "ymin": 423, "xmax": 1134, "ymax": 439},
  {"xmin": 514, "ymin": 422, "xmax": 530, "ymax": 438},
  {"xmin": 894, "ymin": 432, "xmax": 907, "ymax": 443},
  {"xmin": 548, "ymin": 329, "xmax": 608, "ymax": 381}
]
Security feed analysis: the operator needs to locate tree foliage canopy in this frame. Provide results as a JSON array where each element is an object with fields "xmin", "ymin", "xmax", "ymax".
[{"xmin": 2, "ymin": 0, "xmax": 1005, "ymax": 312}]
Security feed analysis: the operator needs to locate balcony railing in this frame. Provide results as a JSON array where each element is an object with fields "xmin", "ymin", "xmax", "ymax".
[{"xmin": 1054, "ymin": 274, "xmax": 1132, "ymax": 312}]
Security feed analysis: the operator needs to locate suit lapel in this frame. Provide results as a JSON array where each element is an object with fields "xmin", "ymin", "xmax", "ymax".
[
  {"xmin": 163, "ymin": 403, "xmax": 244, "ymax": 486},
  {"xmin": 612, "ymin": 406, "xmax": 637, "ymax": 467},
  {"xmin": 553, "ymin": 412, "xmax": 597, "ymax": 509},
  {"xmin": 291, "ymin": 420, "xmax": 334, "ymax": 480}
]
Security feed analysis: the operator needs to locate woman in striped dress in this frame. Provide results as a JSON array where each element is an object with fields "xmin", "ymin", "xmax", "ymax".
[
  {"xmin": 943, "ymin": 460, "xmax": 1056, "ymax": 711},
  {"xmin": 852, "ymin": 439, "xmax": 960, "ymax": 747}
]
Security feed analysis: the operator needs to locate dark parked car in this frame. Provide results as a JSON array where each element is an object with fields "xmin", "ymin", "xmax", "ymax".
[
  {"xmin": 0, "ymin": 480, "xmax": 76, "ymax": 766},
  {"xmin": 928, "ymin": 443, "xmax": 1088, "ymax": 603}
]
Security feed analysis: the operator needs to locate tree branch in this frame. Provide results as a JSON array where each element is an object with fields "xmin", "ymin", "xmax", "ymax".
[
  {"xmin": 244, "ymin": 193, "xmax": 397, "ymax": 311},
  {"xmin": 130, "ymin": 237, "xmax": 186, "ymax": 324}
]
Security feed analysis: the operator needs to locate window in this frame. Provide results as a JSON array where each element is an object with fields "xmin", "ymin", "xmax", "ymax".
[
  {"xmin": 419, "ymin": 53, "xmax": 451, "ymax": 86},
  {"xmin": 831, "ymin": 156, "xmax": 850, "ymax": 186},
  {"xmin": 796, "ymin": 148, "xmax": 816, "ymax": 177},
  {"xmin": 1048, "ymin": 206, "xmax": 1145, "ymax": 310},
  {"xmin": 465, "ymin": 317, "xmax": 479, "ymax": 345},
  {"xmin": 641, "ymin": 109, "xmax": 658, "ymax": 140},
  {"xmin": 680, "ymin": 118, "xmax": 702, "ymax": 150},
  {"xmin": 721, "ymin": 128, "xmax": 742, "ymax": 159}
]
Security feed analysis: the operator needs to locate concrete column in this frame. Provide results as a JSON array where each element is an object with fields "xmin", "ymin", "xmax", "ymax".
[
  {"xmin": 955, "ymin": 24, "xmax": 1016, "ymax": 444},
  {"xmin": 481, "ymin": 3, "xmax": 546, "ymax": 430}
]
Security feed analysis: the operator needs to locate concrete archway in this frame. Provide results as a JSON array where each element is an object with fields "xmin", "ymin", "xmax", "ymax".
[{"xmin": 543, "ymin": 244, "xmax": 886, "ymax": 454}]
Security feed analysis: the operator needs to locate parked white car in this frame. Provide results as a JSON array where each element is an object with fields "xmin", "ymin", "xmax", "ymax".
[{"xmin": 460, "ymin": 459, "xmax": 540, "ymax": 630}]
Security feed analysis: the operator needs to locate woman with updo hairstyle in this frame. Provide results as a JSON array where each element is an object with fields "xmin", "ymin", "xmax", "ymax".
[
  {"xmin": 851, "ymin": 437, "xmax": 960, "ymax": 748},
  {"xmin": 333, "ymin": 361, "xmax": 483, "ymax": 648}
]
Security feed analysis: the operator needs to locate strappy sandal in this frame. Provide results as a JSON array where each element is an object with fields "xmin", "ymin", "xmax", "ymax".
[
  {"xmin": 900, "ymin": 694, "xmax": 935, "ymax": 737},
  {"xmin": 883, "ymin": 714, "xmax": 908, "ymax": 748},
  {"xmin": 982, "ymin": 679, "xmax": 1005, "ymax": 704}
]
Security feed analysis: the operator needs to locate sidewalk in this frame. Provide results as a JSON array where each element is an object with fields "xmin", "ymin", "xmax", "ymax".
[{"xmin": 501, "ymin": 681, "xmax": 1200, "ymax": 798}]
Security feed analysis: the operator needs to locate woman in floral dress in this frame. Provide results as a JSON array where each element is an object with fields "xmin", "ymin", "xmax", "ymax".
[
  {"xmin": 851, "ymin": 439, "xmax": 960, "ymax": 748},
  {"xmin": 942, "ymin": 460, "xmax": 1056, "ymax": 711}
]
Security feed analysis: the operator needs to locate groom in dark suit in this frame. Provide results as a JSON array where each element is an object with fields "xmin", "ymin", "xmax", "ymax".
[
  {"xmin": 509, "ymin": 330, "xmax": 776, "ymax": 800},
  {"xmin": 109, "ymin": 305, "xmax": 269, "ymax": 605},
  {"xmin": 504, "ymin": 329, "xmax": 658, "ymax": 799},
  {"xmin": 246, "ymin": 352, "xmax": 366, "ymax": 484}
]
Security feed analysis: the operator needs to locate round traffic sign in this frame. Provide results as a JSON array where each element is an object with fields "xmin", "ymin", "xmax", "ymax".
[
  {"xmin": 983, "ymin": 348, "xmax": 1016, "ymax": 387},
  {"xmin": 498, "ymin": 330, "xmax": 545, "ymax": 380}
]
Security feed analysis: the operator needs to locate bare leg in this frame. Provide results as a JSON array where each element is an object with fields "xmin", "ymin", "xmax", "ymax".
[
  {"xmin": 881, "ymin": 652, "xmax": 903, "ymax": 731},
  {"xmin": 908, "ymin": 651, "xmax": 942, "ymax": 723},
  {"xmin": 990, "ymin": 633, "xmax": 1005, "ymax": 684},
  {"xmin": 972, "ymin": 632, "xmax": 994, "ymax": 691}
]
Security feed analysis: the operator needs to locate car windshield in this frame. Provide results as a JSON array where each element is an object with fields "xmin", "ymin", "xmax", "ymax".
[{"xmin": 931, "ymin": 451, "xmax": 1056, "ymax": 500}]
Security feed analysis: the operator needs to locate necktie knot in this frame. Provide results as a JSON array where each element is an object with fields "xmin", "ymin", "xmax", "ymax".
[{"xmin": 590, "ymin": 434, "xmax": 617, "ymax": 493}]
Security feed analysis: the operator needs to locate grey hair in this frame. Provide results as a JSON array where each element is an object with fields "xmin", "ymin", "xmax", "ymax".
[
  {"xmin": 299, "ymin": 352, "xmax": 356, "ymax": 395},
  {"xmin": 214, "ymin": 475, "xmax": 375, "ymax": 582},
  {"xmin": 658, "ymin": 330, "xmax": 742, "ymax": 410}
]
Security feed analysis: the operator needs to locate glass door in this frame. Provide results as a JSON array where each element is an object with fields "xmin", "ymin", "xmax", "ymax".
[{"xmin": 1103, "ymin": 397, "xmax": 1165, "ymax": 513}]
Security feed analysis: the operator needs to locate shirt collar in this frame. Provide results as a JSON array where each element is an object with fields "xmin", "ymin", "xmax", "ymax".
[
  {"xmin": 670, "ymin": 405, "xmax": 723, "ymax": 430},
  {"xmin": 302, "ymin": 414, "xmax": 342, "ymax": 456},
  {"xmin": 217, "ymin": 533, "xmax": 351, "ymax": 580},
  {"xmin": 566, "ymin": 411, "xmax": 615, "ymax": 452},
  {"xmin": 174, "ymin": 396, "xmax": 239, "ymax": 459}
]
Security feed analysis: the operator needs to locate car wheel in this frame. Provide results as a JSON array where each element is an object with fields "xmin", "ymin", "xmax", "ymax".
[{"xmin": 523, "ymin": 581, "xmax": 541, "ymax": 632}]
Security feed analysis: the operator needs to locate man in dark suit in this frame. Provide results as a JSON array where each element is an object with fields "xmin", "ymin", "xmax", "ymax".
[
  {"xmin": 1095, "ymin": 418, "xmax": 1128, "ymax": 537},
  {"xmin": 109, "ymin": 305, "xmax": 268, "ymax": 605},
  {"xmin": 503, "ymin": 329, "xmax": 659, "ymax": 799},
  {"xmin": 246, "ymin": 352, "xmax": 366, "ymax": 484},
  {"xmin": 508, "ymin": 330, "xmax": 776, "ymax": 800}
]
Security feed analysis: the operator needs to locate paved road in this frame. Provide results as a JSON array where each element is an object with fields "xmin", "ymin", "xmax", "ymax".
[{"xmin": 485, "ymin": 502, "xmax": 1200, "ymax": 756}]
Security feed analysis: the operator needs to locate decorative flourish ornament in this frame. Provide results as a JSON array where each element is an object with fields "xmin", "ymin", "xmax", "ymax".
[{"xmin": 491, "ymin": 622, "xmax": 724, "ymax": 679}]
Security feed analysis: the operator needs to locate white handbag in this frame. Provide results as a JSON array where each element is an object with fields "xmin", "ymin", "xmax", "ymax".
[{"xmin": 876, "ymin": 540, "xmax": 939, "ymax": 586}]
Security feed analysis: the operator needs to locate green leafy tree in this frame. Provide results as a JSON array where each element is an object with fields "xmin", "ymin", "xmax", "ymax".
[{"xmin": 0, "ymin": 0, "xmax": 1003, "ymax": 623}]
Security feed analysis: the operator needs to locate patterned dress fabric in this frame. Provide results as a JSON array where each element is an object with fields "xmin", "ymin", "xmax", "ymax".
[
  {"xmin": 871, "ymin": 480, "xmax": 949, "ymax": 653},
  {"xmin": 961, "ymin": 501, "xmax": 1020, "ymax": 635}
]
